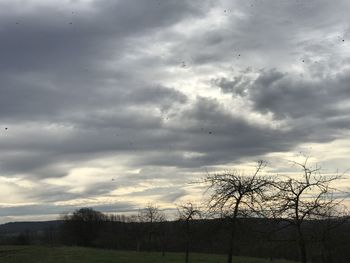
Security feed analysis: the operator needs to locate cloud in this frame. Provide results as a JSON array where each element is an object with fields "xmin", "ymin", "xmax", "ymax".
[
  {"xmin": 214, "ymin": 68, "xmax": 350, "ymax": 129},
  {"xmin": 0, "ymin": 202, "xmax": 136, "ymax": 217}
]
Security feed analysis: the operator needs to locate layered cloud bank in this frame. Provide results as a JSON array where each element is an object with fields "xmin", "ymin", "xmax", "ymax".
[{"xmin": 1, "ymin": 0, "xmax": 350, "ymax": 222}]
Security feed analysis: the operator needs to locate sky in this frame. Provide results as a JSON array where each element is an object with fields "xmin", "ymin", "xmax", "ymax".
[{"xmin": 1, "ymin": 0, "xmax": 350, "ymax": 223}]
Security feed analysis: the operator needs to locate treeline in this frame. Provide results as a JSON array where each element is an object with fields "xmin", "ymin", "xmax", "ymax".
[
  {"xmin": 59, "ymin": 207, "xmax": 350, "ymax": 263},
  {"xmin": 2, "ymin": 207, "xmax": 349, "ymax": 263}
]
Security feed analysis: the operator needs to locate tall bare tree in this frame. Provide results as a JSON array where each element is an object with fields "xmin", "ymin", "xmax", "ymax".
[
  {"xmin": 269, "ymin": 158, "xmax": 347, "ymax": 263},
  {"xmin": 177, "ymin": 202, "xmax": 202, "ymax": 263},
  {"xmin": 203, "ymin": 161, "xmax": 273, "ymax": 263}
]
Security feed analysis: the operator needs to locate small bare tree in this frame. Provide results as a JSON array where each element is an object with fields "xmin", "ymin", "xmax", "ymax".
[
  {"xmin": 138, "ymin": 203, "xmax": 165, "ymax": 223},
  {"xmin": 203, "ymin": 161, "xmax": 273, "ymax": 263},
  {"xmin": 177, "ymin": 202, "xmax": 202, "ymax": 263},
  {"xmin": 138, "ymin": 203, "xmax": 166, "ymax": 252},
  {"xmin": 269, "ymin": 158, "xmax": 347, "ymax": 263}
]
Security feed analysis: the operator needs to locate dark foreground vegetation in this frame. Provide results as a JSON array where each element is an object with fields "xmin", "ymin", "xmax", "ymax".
[
  {"xmin": 0, "ymin": 246, "xmax": 297, "ymax": 263},
  {"xmin": 0, "ymin": 159, "xmax": 349, "ymax": 263}
]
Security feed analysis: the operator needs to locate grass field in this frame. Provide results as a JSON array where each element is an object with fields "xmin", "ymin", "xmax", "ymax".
[{"xmin": 0, "ymin": 246, "xmax": 296, "ymax": 263}]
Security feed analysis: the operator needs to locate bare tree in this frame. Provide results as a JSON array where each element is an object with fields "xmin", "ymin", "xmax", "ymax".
[
  {"xmin": 269, "ymin": 158, "xmax": 347, "ymax": 263},
  {"xmin": 138, "ymin": 203, "xmax": 166, "ymax": 223},
  {"xmin": 177, "ymin": 202, "xmax": 202, "ymax": 263},
  {"xmin": 203, "ymin": 160, "xmax": 273, "ymax": 263},
  {"xmin": 138, "ymin": 203, "xmax": 166, "ymax": 252}
]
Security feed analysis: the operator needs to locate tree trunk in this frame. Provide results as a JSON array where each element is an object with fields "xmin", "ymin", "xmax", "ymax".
[
  {"xmin": 227, "ymin": 198, "xmax": 240, "ymax": 263},
  {"xmin": 185, "ymin": 245, "xmax": 189, "ymax": 263},
  {"xmin": 298, "ymin": 238, "xmax": 307, "ymax": 263},
  {"xmin": 227, "ymin": 232, "xmax": 233, "ymax": 263},
  {"xmin": 136, "ymin": 239, "xmax": 141, "ymax": 252},
  {"xmin": 296, "ymin": 226, "xmax": 307, "ymax": 263},
  {"xmin": 227, "ymin": 222, "xmax": 236, "ymax": 263},
  {"xmin": 321, "ymin": 239, "xmax": 333, "ymax": 263},
  {"xmin": 185, "ymin": 220, "xmax": 190, "ymax": 263}
]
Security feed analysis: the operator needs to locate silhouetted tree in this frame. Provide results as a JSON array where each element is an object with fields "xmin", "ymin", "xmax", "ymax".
[
  {"xmin": 203, "ymin": 161, "xmax": 273, "ymax": 263},
  {"xmin": 61, "ymin": 207, "xmax": 106, "ymax": 246},
  {"xmin": 269, "ymin": 158, "xmax": 347, "ymax": 263},
  {"xmin": 138, "ymin": 203, "xmax": 165, "ymax": 223},
  {"xmin": 177, "ymin": 202, "xmax": 202, "ymax": 263},
  {"xmin": 137, "ymin": 203, "xmax": 166, "ymax": 252}
]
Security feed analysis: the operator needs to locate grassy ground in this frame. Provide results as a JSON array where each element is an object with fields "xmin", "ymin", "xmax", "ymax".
[{"xmin": 0, "ymin": 246, "xmax": 296, "ymax": 263}]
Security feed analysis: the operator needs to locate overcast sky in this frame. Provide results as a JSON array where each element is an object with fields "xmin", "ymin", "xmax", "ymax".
[{"xmin": 1, "ymin": 0, "xmax": 350, "ymax": 223}]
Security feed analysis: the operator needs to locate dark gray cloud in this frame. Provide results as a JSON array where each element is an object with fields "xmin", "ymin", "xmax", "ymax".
[
  {"xmin": 0, "ymin": 0, "xmax": 203, "ymax": 71},
  {"xmin": 215, "ymin": 68, "xmax": 350, "ymax": 124},
  {"xmin": 0, "ymin": 0, "xmax": 196, "ymax": 125}
]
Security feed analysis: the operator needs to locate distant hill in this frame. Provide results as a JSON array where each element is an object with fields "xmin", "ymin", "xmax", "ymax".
[{"xmin": 0, "ymin": 220, "xmax": 63, "ymax": 235}]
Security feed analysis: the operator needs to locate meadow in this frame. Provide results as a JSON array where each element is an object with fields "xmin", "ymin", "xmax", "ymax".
[{"xmin": 0, "ymin": 246, "xmax": 296, "ymax": 263}]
